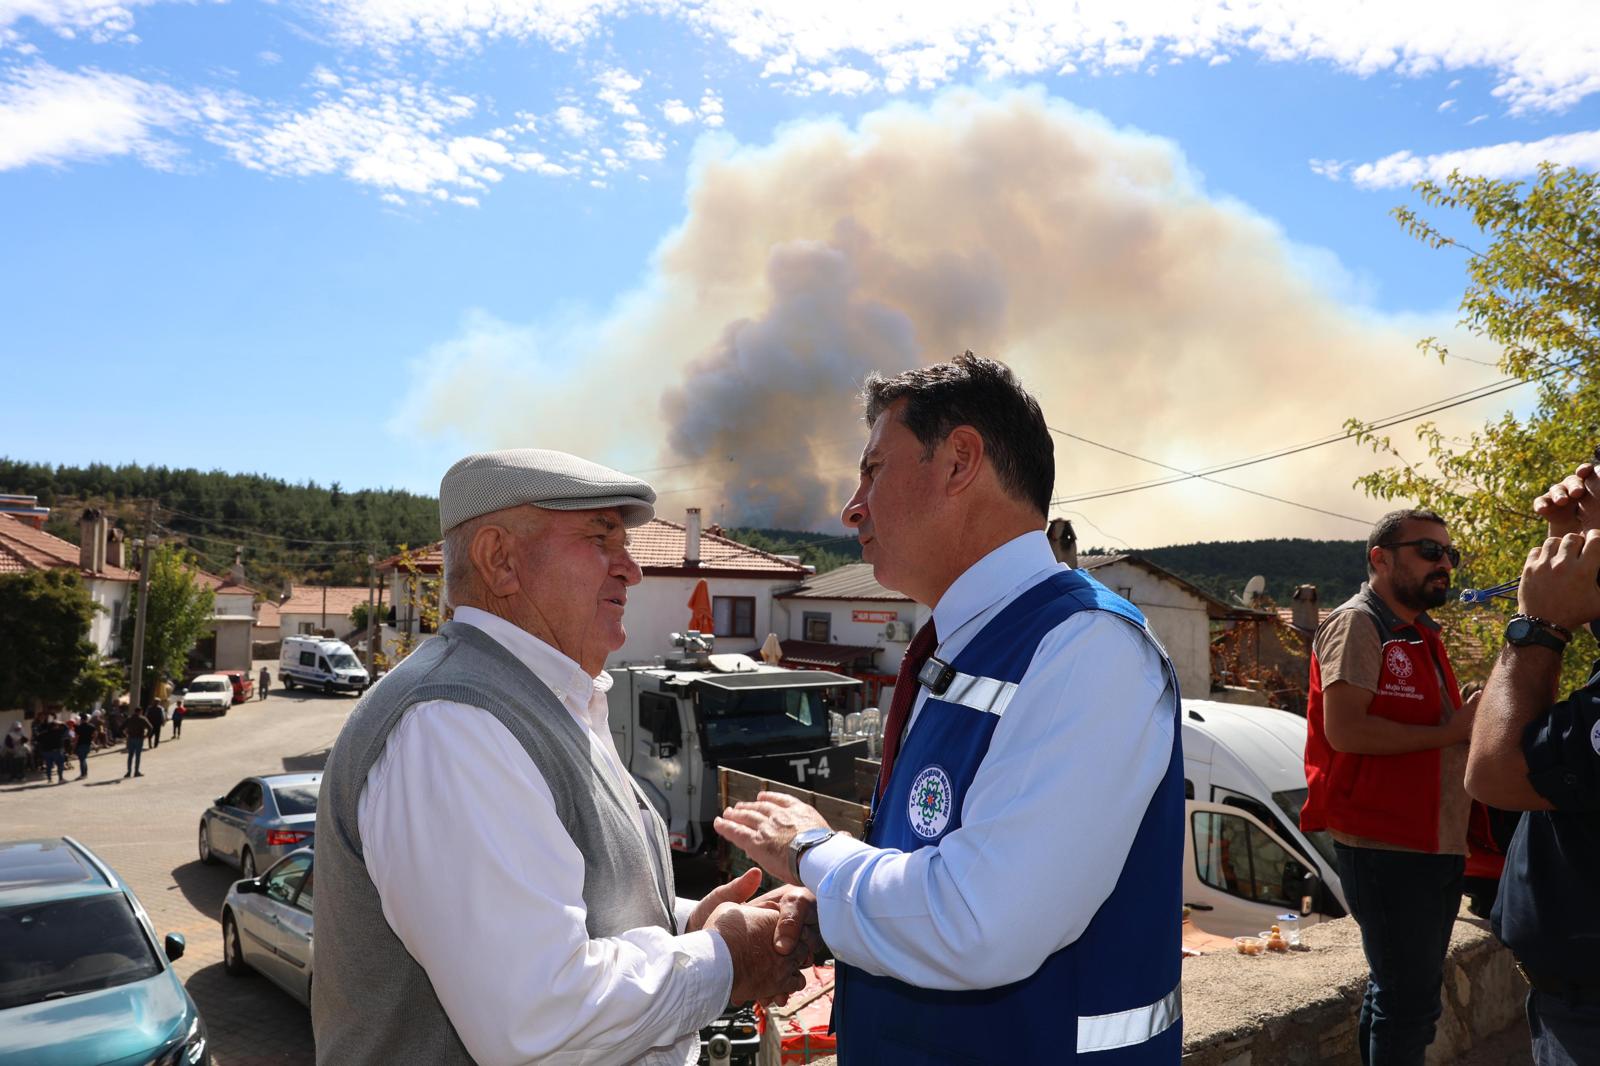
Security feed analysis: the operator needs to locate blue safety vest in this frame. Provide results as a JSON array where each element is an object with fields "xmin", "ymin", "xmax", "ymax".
[{"xmin": 833, "ymin": 569, "xmax": 1184, "ymax": 1064}]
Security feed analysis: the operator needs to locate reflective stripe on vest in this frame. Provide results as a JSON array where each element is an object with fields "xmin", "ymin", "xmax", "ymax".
[
  {"xmin": 936, "ymin": 672, "xmax": 1018, "ymax": 717},
  {"xmin": 1076, "ymin": 981, "xmax": 1182, "ymax": 1054}
]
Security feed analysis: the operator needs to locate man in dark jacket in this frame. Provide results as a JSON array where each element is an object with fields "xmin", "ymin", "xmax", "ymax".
[
  {"xmin": 123, "ymin": 709, "xmax": 149, "ymax": 778},
  {"xmin": 1468, "ymin": 458, "xmax": 1600, "ymax": 1066},
  {"xmin": 145, "ymin": 701, "xmax": 166, "ymax": 748}
]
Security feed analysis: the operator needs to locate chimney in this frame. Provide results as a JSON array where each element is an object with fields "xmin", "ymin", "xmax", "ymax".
[
  {"xmin": 1047, "ymin": 517, "xmax": 1078, "ymax": 568},
  {"xmin": 684, "ymin": 507, "xmax": 701, "ymax": 567},
  {"xmin": 105, "ymin": 527, "xmax": 125, "ymax": 570},
  {"xmin": 1291, "ymin": 584, "xmax": 1319, "ymax": 632},
  {"xmin": 230, "ymin": 546, "xmax": 247, "ymax": 586},
  {"xmin": 78, "ymin": 509, "xmax": 107, "ymax": 574}
]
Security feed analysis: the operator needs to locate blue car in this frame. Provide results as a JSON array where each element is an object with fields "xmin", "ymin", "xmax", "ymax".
[{"xmin": 0, "ymin": 837, "xmax": 208, "ymax": 1066}]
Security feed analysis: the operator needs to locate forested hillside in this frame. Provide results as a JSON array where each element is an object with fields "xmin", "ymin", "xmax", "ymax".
[
  {"xmin": 3, "ymin": 459, "xmax": 1369, "ymax": 604},
  {"xmin": 0, "ymin": 459, "xmax": 438, "ymax": 590},
  {"xmin": 1114, "ymin": 538, "xmax": 1368, "ymax": 606}
]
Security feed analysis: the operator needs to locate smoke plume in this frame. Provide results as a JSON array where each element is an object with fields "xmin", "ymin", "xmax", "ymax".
[{"xmin": 399, "ymin": 88, "xmax": 1503, "ymax": 541}]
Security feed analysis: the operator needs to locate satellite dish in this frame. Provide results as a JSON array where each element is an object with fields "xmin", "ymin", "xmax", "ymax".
[{"xmin": 1241, "ymin": 575, "xmax": 1267, "ymax": 607}]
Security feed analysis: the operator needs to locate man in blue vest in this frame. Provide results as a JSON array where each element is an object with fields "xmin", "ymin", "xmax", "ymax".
[{"xmin": 717, "ymin": 352, "xmax": 1184, "ymax": 1063}]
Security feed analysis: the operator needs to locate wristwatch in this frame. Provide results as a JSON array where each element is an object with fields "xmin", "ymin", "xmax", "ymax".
[
  {"xmin": 1505, "ymin": 614, "xmax": 1572, "ymax": 654},
  {"xmin": 788, "ymin": 827, "xmax": 837, "ymax": 885}
]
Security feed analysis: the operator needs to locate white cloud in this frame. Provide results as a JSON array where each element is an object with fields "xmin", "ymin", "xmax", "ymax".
[
  {"xmin": 258, "ymin": 50, "xmax": 283, "ymax": 65},
  {"xmin": 554, "ymin": 103, "xmax": 598, "ymax": 138},
  {"xmin": 1307, "ymin": 157, "xmax": 1346, "ymax": 180},
  {"xmin": 1467, "ymin": 113, "xmax": 1487, "ymax": 125},
  {"xmin": 595, "ymin": 66, "xmax": 642, "ymax": 115},
  {"xmin": 0, "ymin": 62, "xmax": 201, "ymax": 170},
  {"xmin": 304, "ymin": 0, "xmax": 1600, "ymax": 114},
  {"xmin": 802, "ymin": 65, "xmax": 875, "ymax": 96},
  {"xmin": 1347, "ymin": 128, "xmax": 1600, "ymax": 188},
  {"xmin": 0, "ymin": 0, "xmax": 167, "ymax": 46},
  {"xmin": 1437, "ymin": 98, "xmax": 1456, "ymax": 112},
  {"xmin": 211, "ymin": 72, "xmax": 571, "ymax": 202},
  {"xmin": 661, "ymin": 98, "xmax": 694, "ymax": 124},
  {"xmin": 698, "ymin": 89, "xmax": 724, "ymax": 127}
]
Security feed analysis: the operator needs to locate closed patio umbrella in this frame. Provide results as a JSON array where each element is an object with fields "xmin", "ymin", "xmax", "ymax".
[{"xmin": 687, "ymin": 579, "xmax": 715, "ymax": 632}]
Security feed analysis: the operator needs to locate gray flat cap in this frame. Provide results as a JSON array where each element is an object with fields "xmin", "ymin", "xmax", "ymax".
[{"xmin": 439, "ymin": 449, "xmax": 657, "ymax": 533}]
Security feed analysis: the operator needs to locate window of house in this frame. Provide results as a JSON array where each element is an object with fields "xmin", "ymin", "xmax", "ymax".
[
  {"xmin": 803, "ymin": 613, "xmax": 832, "ymax": 642},
  {"xmin": 1192, "ymin": 810, "xmax": 1302, "ymax": 908},
  {"xmin": 1116, "ymin": 587, "xmax": 1134, "ymax": 601},
  {"xmin": 298, "ymin": 622, "xmax": 315, "ymax": 635},
  {"xmin": 713, "ymin": 596, "xmax": 756, "ymax": 638}
]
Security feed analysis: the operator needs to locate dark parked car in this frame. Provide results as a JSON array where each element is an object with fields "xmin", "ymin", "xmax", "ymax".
[
  {"xmin": 0, "ymin": 837, "xmax": 208, "ymax": 1066},
  {"xmin": 199, "ymin": 773, "xmax": 319, "ymax": 880}
]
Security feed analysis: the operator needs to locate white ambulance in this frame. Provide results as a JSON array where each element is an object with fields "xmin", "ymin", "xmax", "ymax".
[{"xmin": 279, "ymin": 636, "xmax": 370, "ymax": 695}]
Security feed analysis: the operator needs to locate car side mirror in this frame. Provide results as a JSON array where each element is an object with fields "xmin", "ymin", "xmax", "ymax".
[
  {"xmin": 653, "ymin": 742, "xmax": 677, "ymax": 759},
  {"xmin": 215, "ymin": 797, "xmax": 227, "ymax": 808},
  {"xmin": 236, "ymin": 878, "xmax": 265, "ymax": 895},
  {"xmin": 164, "ymin": 933, "xmax": 186, "ymax": 961}
]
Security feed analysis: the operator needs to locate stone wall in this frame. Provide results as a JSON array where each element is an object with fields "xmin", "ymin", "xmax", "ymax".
[
  {"xmin": 795, "ymin": 909, "xmax": 1526, "ymax": 1066},
  {"xmin": 1181, "ymin": 909, "xmax": 1526, "ymax": 1065}
]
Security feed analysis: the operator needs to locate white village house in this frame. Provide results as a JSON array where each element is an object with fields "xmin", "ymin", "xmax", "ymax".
[
  {"xmin": 0, "ymin": 508, "xmax": 136, "ymax": 660},
  {"xmin": 771, "ymin": 563, "xmax": 932, "ymax": 708},
  {"xmin": 374, "ymin": 509, "xmax": 813, "ymax": 668}
]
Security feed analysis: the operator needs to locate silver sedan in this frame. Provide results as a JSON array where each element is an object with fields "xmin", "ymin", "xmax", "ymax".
[
  {"xmin": 221, "ymin": 848, "xmax": 313, "ymax": 1006},
  {"xmin": 197, "ymin": 773, "xmax": 319, "ymax": 880}
]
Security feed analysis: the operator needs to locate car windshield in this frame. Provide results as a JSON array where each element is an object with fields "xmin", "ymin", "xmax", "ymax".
[
  {"xmin": 272, "ymin": 784, "xmax": 320, "ymax": 816},
  {"xmin": 694, "ymin": 685, "xmax": 835, "ymax": 755},
  {"xmin": 1271, "ymin": 787, "xmax": 1338, "ymax": 871},
  {"xmin": 190, "ymin": 680, "xmax": 227, "ymax": 693},
  {"xmin": 329, "ymin": 654, "xmax": 362, "ymax": 671},
  {"xmin": 0, "ymin": 893, "xmax": 162, "ymax": 1010}
]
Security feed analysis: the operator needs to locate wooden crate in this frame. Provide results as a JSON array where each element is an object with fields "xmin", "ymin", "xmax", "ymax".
[{"xmin": 720, "ymin": 767, "xmax": 870, "ymax": 840}]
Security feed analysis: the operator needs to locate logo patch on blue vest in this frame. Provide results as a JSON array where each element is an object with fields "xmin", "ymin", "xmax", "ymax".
[{"xmin": 908, "ymin": 765, "xmax": 954, "ymax": 839}]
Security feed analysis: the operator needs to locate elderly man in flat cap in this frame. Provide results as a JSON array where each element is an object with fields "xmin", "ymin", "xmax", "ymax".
[{"xmin": 313, "ymin": 449, "xmax": 813, "ymax": 1066}]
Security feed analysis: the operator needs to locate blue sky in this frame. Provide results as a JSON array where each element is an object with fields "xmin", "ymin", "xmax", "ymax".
[{"xmin": 4, "ymin": 3, "xmax": 1597, "ymax": 543}]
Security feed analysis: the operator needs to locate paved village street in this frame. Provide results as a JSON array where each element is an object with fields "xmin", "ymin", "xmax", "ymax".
[{"xmin": 1, "ymin": 673, "xmax": 349, "ymax": 1066}]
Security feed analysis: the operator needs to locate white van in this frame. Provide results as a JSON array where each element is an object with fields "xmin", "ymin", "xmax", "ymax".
[
  {"xmin": 280, "ymin": 636, "xmax": 370, "ymax": 695},
  {"xmin": 1180, "ymin": 698, "xmax": 1348, "ymax": 937}
]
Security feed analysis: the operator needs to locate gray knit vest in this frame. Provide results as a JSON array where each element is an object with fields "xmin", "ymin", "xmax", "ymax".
[{"xmin": 311, "ymin": 621, "xmax": 676, "ymax": 1066}]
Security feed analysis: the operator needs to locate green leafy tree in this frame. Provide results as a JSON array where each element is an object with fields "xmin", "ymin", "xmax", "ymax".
[
  {"xmin": 0, "ymin": 570, "xmax": 101, "ymax": 710},
  {"xmin": 118, "ymin": 544, "xmax": 216, "ymax": 692},
  {"xmin": 1350, "ymin": 163, "xmax": 1600, "ymax": 688},
  {"xmin": 68, "ymin": 656, "xmax": 126, "ymax": 712}
]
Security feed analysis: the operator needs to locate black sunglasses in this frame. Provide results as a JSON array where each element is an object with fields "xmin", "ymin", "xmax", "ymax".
[{"xmin": 1379, "ymin": 538, "xmax": 1461, "ymax": 567}]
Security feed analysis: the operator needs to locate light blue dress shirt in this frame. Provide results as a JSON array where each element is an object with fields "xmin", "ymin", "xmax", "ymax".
[{"xmin": 800, "ymin": 530, "xmax": 1175, "ymax": 990}]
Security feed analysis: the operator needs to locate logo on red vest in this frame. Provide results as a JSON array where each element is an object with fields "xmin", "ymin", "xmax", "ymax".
[
  {"xmin": 1385, "ymin": 644, "xmax": 1415, "ymax": 680},
  {"xmin": 908, "ymin": 765, "xmax": 954, "ymax": 839}
]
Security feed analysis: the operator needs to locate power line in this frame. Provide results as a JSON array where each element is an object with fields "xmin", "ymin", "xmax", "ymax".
[
  {"xmin": 1051, "ymin": 374, "xmax": 1532, "ymax": 507},
  {"xmin": 1047, "ymin": 427, "xmax": 1376, "ymax": 525},
  {"xmin": 161, "ymin": 506, "xmax": 392, "ymax": 546}
]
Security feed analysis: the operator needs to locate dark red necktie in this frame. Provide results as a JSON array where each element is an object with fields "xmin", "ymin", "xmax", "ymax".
[{"xmin": 875, "ymin": 621, "xmax": 938, "ymax": 804}]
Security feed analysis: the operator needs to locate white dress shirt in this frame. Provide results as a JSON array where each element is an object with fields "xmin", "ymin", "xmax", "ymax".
[
  {"xmin": 799, "ymin": 531, "xmax": 1175, "ymax": 990},
  {"xmin": 356, "ymin": 606, "xmax": 731, "ymax": 1066}
]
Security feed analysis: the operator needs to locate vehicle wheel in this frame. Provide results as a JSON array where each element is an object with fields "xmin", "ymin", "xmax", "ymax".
[
  {"xmin": 284, "ymin": 677, "xmax": 296, "ymax": 690},
  {"xmin": 222, "ymin": 911, "xmax": 249, "ymax": 976},
  {"xmin": 198, "ymin": 822, "xmax": 216, "ymax": 865},
  {"xmin": 323, "ymin": 681, "xmax": 334, "ymax": 695},
  {"xmin": 240, "ymin": 848, "xmax": 256, "ymax": 881}
]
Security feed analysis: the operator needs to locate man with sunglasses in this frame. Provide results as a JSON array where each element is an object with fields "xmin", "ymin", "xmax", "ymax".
[
  {"xmin": 1467, "ymin": 459, "xmax": 1600, "ymax": 1066},
  {"xmin": 1302, "ymin": 508, "xmax": 1477, "ymax": 1066}
]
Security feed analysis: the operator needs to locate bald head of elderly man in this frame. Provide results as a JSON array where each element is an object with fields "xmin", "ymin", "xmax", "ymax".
[{"xmin": 313, "ymin": 449, "xmax": 814, "ymax": 1066}]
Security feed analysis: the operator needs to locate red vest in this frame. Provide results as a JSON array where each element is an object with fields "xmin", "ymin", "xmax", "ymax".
[{"xmin": 1301, "ymin": 587, "xmax": 1462, "ymax": 853}]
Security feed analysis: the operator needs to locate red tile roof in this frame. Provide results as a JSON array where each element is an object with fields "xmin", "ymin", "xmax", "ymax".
[
  {"xmin": 278, "ymin": 586, "xmax": 373, "ymax": 619},
  {"xmin": 628, "ymin": 519, "xmax": 808, "ymax": 576},
  {"xmin": 776, "ymin": 563, "xmax": 909, "ymax": 602},
  {"xmin": 0, "ymin": 514, "xmax": 138, "ymax": 582},
  {"xmin": 377, "ymin": 520, "xmax": 807, "ymax": 579},
  {"xmin": 193, "ymin": 569, "xmax": 259, "ymax": 596},
  {"xmin": 254, "ymin": 601, "xmax": 281, "ymax": 630}
]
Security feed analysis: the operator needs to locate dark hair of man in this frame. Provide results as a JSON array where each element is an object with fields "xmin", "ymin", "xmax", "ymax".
[
  {"xmin": 1366, "ymin": 507, "xmax": 1447, "ymax": 576},
  {"xmin": 860, "ymin": 352, "xmax": 1054, "ymax": 517}
]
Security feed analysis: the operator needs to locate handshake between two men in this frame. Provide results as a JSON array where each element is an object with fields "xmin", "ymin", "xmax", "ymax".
[{"xmin": 687, "ymin": 860, "xmax": 823, "ymax": 1006}]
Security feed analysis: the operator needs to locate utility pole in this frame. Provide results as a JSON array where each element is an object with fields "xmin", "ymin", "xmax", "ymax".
[
  {"xmin": 320, "ymin": 582, "xmax": 327, "ymax": 633},
  {"xmin": 129, "ymin": 500, "xmax": 156, "ymax": 709},
  {"xmin": 366, "ymin": 552, "xmax": 378, "ymax": 672}
]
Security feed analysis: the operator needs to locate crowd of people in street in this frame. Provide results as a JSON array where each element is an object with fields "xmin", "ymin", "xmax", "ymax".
[{"xmin": 2, "ymin": 691, "xmax": 198, "ymax": 785}]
